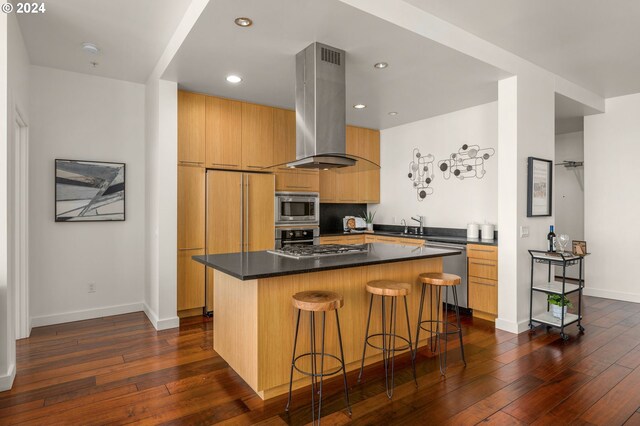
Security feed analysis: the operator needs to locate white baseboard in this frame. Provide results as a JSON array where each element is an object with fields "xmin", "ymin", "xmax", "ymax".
[
  {"xmin": 30, "ymin": 302, "xmax": 144, "ymax": 328},
  {"xmin": 0, "ymin": 364, "xmax": 16, "ymax": 391},
  {"xmin": 143, "ymin": 303, "xmax": 179, "ymax": 331},
  {"xmin": 495, "ymin": 317, "xmax": 530, "ymax": 334},
  {"xmin": 584, "ymin": 288, "xmax": 640, "ymax": 304}
]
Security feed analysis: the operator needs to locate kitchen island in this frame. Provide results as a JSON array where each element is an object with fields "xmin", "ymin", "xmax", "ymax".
[{"xmin": 193, "ymin": 243, "xmax": 461, "ymax": 400}]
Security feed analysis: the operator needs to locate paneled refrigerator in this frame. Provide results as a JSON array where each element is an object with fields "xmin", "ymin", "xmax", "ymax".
[{"xmin": 205, "ymin": 170, "xmax": 275, "ymax": 312}]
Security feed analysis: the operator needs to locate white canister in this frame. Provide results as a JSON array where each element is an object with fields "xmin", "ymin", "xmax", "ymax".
[
  {"xmin": 467, "ymin": 223, "xmax": 479, "ymax": 239},
  {"xmin": 481, "ymin": 224, "xmax": 495, "ymax": 241}
]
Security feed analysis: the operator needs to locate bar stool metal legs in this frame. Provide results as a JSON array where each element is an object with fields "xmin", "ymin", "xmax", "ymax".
[
  {"xmin": 415, "ymin": 273, "xmax": 466, "ymax": 376},
  {"xmin": 285, "ymin": 290, "xmax": 351, "ymax": 425},
  {"xmin": 358, "ymin": 281, "xmax": 417, "ymax": 399}
]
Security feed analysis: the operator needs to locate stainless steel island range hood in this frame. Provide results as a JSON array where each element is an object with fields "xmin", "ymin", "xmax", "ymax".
[{"xmin": 287, "ymin": 42, "xmax": 356, "ymax": 169}]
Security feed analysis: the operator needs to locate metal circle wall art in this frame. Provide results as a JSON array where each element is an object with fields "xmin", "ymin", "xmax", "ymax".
[
  {"xmin": 438, "ymin": 144, "xmax": 495, "ymax": 180},
  {"xmin": 408, "ymin": 148, "xmax": 435, "ymax": 201}
]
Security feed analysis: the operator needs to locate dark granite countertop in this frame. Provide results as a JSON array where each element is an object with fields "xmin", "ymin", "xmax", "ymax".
[
  {"xmin": 193, "ymin": 243, "xmax": 462, "ymax": 281},
  {"xmin": 319, "ymin": 231, "xmax": 498, "ymax": 246}
]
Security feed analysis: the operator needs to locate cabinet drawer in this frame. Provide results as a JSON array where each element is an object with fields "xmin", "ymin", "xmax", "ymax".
[
  {"xmin": 468, "ymin": 259, "xmax": 498, "ymax": 280},
  {"xmin": 467, "ymin": 244, "xmax": 498, "ymax": 261},
  {"xmin": 469, "ymin": 277, "xmax": 497, "ymax": 315},
  {"xmin": 372, "ymin": 236, "xmax": 398, "ymax": 244},
  {"xmin": 319, "ymin": 235, "xmax": 364, "ymax": 245},
  {"xmin": 395, "ymin": 237, "xmax": 425, "ymax": 246}
]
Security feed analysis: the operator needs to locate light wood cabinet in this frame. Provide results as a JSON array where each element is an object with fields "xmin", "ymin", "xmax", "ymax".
[
  {"xmin": 177, "ymin": 165, "xmax": 205, "ymax": 312},
  {"xmin": 319, "ymin": 169, "xmax": 337, "ymax": 202},
  {"xmin": 467, "ymin": 243, "xmax": 498, "ymax": 320},
  {"xmin": 273, "ymin": 108, "xmax": 296, "ymax": 170},
  {"xmin": 178, "ymin": 91, "xmax": 206, "ymax": 165},
  {"xmin": 319, "ymin": 235, "xmax": 365, "ymax": 245},
  {"xmin": 205, "ymin": 96, "xmax": 242, "ymax": 169},
  {"xmin": 245, "ymin": 173, "xmax": 275, "ymax": 252},
  {"xmin": 178, "ymin": 249, "xmax": 205, "ymax": 311},
  {"xmin": 177, "ymin": 165, "xmax": 205, "ymax": 250},
  {"xmin": 365, "ymin": 234, "xmax": 425, "ymax": 246},
  {"xmin": 273, "ymin": 108, "xmax": 319, "ymax": 192},
  {"xmin": 319, "ymin": 125, "xmax": 380, "ymax": 203},
  {"xmin": 320, "ymin": 234, "xmax": 424, "ymax": 246},
  {"xmin": 205, "ymin": 170, "xmax": 275, "ymax": 311},
  {"xmin": 242, "ymin": 103, "xmax": 274, "ymax": 170},
  {"xmin": 275, "ymin": 171, "xmax": 319, "ymax": 192}
]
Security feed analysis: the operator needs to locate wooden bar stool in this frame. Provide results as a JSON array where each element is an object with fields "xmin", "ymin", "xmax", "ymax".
[
  {"xmin": 285, "ymin": 290, "xmax": 351, "ymax": 425},
  {"xmin": 357, "ymin": 280, "xmax": 417, "ymax": 399},
  {"xmin": 415, "ymin": 272, "xmax": 466, "ymax": 375}
]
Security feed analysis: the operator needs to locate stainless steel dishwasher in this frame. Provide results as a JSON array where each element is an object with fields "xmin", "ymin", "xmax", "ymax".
[{"xmin": 424, "ymin": 241, "xmax": 468, "ymax": 309}]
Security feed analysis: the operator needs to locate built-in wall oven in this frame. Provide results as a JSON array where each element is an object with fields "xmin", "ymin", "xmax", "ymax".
[
  {"xmin": 275, "ymin": 227, "xmax": 320, "ymax": 249},
  {"xmin": 275, "ymin": 192, "xmax": 319, "ymax": 226}
]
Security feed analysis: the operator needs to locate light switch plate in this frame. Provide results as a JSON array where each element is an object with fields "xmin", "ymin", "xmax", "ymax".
[{"xmin": 520, "ymin": 226, "xmax": 529, "ymax": 238}]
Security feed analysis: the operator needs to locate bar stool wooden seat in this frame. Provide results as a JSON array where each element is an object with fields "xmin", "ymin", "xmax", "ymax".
[
  {"xmin": 415, "ymin": 272, "xmax": 466, "ymax": 375},
  {"xmin": 286, "ymin": 290, "xmax": 351, "ymax": 425},
  {"xmin": 358, "ymin": 280, "xmax": 417, "ymax": 399}
]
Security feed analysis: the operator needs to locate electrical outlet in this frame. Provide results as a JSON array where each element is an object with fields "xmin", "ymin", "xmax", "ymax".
[
  {"xmin": 88, "ymin": 283, "xmax": 96, "ymax": 293},
  {"xmin": 392, "ymin": 216, "xmax": 396, "ymax": 224},
  {"xmin": 520, "ymin": 226, "xmax": 529, "ymax": 238}
]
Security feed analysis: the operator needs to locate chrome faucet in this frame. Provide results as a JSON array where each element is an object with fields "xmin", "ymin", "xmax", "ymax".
[
  {"xmin": 400, "ymin": 219, "xmax": 408, "ymax": 234},
  {"xmin": 411, "ymin": 215, "xmax": 425, "ymax": 235}
]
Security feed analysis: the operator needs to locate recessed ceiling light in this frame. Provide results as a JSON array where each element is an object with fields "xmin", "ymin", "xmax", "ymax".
[
  {"xmin": 374, "ymin": 62, "xmax": 388, "ymax": 69},
  {"xmin": 226, "ymin": 75, "xmax": 242, "ymax": 84},
  {"xmin": 388, "ymin": 111, "xmax": 398, "ymax": 116},
  {"xmin": 353, "ymin": 104, "xmax": 366, "ymax": 109},
  {"xmin": 234, "ymin": 17, "xmax": 253, "ymax": 27},
  {"xmin": 81, "ymin": 42, "xmax": 100, "ymax": 55}
]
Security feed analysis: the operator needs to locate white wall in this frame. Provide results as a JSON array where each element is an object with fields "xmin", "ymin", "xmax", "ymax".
[
  {"xmin": 496, "ymin": 73, "xmax": 556, "ymax": 334},
  {"xmin": 29, "ymin": 66, "xmax": 146, "ymax": 326},
  {"xmin": 584, "ymin": 93, "xmax": 640, "ymax": 302},
  {"xmin": 1, "ymin": 12, "xmax": 30, "ymax": 391},
  {"xmin": 377, "ymin": 102, "xmax": 498, "ymax": 229},
  {"xmin": 555, "ymin": 131, "xmax": 584, "ymax": 279},
  {"xmin": 143, "ymin": 78, "xmax": 178, "ymax": 330}
]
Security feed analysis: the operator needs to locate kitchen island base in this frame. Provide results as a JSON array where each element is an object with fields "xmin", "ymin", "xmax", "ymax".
[{"xmin": 214, "ymin": 257, "xmax": 442, "ymax": 400}]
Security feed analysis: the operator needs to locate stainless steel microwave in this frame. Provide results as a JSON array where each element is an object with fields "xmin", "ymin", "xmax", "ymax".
[{"xmin": 275, "ymin": 192, "xmax": 319, "ymax": 226}]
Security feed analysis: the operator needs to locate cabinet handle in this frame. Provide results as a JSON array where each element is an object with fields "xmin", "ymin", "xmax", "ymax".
[
  {"xmin": 247, "ymin": 165, "xmax": 263, "ymax": 169},
  {"xmin": 288, "ymin": 185, "xmax": 312, "ymax": 189},
  {"xmin": 469, "ymin": 248, "xmax": 496, "ymax": 253},
  {"xmin": 210, "ymin": 163, "xmax": 239, "ymax": 167},
  {"xmin": 178, "ymin": 248, "xmax": 204, "ymax": 251},
  {"xmin": 179, "ymin": 161, "xmax": 204, "ymax": 165},
  {"xmin": 470, "ymin": 261, "xmax": 496, "ymax": 267}
]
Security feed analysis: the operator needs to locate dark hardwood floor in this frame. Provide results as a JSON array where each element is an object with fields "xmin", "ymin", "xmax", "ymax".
[{"xmin": 2, "ymin": 296, "xmax": 640, "ymax": 425}]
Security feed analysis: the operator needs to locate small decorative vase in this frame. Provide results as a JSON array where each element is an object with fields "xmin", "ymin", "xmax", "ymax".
[
  {"xmin": 367, "ymin": 223, "xmax": 373, "ymax": 231},
  {"xmin": 551, "ymin": 304, "xmax": 567, "ymax": 319}
]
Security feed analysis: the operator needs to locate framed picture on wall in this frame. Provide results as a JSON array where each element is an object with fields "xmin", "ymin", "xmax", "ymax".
[
  {"xmin": 55, "ymin": 159, "xmax": 126, "ymax": 222},
  {"xmin": 527, "ymin": 157, "xmax": 552, "ymax": 217}
]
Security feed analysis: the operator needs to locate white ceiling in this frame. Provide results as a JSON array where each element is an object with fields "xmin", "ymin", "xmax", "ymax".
[
  {"xmin": 406, "ymin": 0, "xmax": 640, "ymax": 98},
  {"xmin": 17, "ymin": 0, "xmax": 191, "ymax": 83},
  {"xmin": 162, "ymin": 0, "xmax": 509, "ymax": 130}
]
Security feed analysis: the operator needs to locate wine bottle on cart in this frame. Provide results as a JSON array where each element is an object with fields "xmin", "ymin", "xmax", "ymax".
[{"xmin": 547, "ymin": 225, "xmax": 556, "ymax": 252}]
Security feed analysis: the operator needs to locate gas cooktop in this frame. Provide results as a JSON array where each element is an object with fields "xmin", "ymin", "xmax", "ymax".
[{"xmin": 268, "ymin": 244, "xmax": 369, "ymax": 259}]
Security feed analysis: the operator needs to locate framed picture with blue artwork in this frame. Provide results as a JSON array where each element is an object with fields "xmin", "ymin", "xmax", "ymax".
[{"xmin": 55, "ymin": 159, "xmax": 126, "ymax": 222}]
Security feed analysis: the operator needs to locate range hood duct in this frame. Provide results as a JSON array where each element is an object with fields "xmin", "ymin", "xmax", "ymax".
[{"xmin": 287, "ymin": 42, "xmax": 356, "ymax": 169}]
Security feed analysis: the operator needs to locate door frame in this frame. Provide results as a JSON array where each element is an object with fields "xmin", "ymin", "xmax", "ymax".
[{"xmin": 14, "ymin": 107, "xmax": 29, "ymax": 339}]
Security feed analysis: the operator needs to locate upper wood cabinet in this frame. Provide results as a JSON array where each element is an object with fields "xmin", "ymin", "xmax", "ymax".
[
  {"xmin": 273, "ymin": 108, "xmax": 296, "ymax": 169},
  {"xmin": 273, "ymin": 107, "xmax": 319, "ymax": 192},
  {"xmin": 320, "ymin": 125, "xmax": 380, "ymax": 203},
  {"xmin": 205, "ymin": 96, "xmax": 242, "ymax": 169},
  {"xmin": 242, "ymin": 103, "xmax": 274, "ymax": 170},
  {"xmin": 178, "ymin": 91, "xmax": 206, "ymax": 164},
  {"xmin": 177, "ymin": 165, "xmax": 205, "ymax": 249}
]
